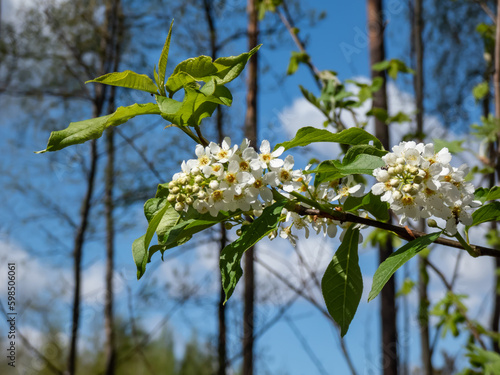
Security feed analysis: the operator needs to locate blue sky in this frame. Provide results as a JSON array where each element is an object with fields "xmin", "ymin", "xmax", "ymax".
[{"xmin": 0, "ymin": 1, "xmax": 496, "ymax": 374}]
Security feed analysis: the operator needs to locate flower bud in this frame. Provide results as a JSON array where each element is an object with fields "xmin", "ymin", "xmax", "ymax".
[
  {"xmin": 168, "ymin": 181, "xmax": 177, "ymax": 189},
  {"xmin": 197, "ymin": 191, "xmax": 207, "ymax": 200},
  {"xmin": 209, "ymin": 180, "xmax": 219, "ymax": 189},
  {"xmin": 402, "ymin": 184, "xmax": 412, "ymax": 193},
  {"xmin": 192, "ymin": 185, "xmax": 200, "ymax": 193},
  {"xmin": 242, "ymin": 220, "xmax": 251, "ymax": 226},
  {"xmin": 179, "ymin": 176, "xmax": 189, "ymax": 185},
  {"xmin": 390, "ymin": 178, "xmax": 400, "ymax": 188},
  {"xmin": 185, "ymin": 185, "xmax": 193, "ymax": 193},
  {"xmin": 191, "ymin": 167, "xmax": 200, "ymax": 175},
  {"xmin": 253, "ymin": 209, "xmax": 263, "ymax": 217},
  {"xmin": 396, "ymin": 157, "xmax": 405, "ymax": 165},
  {"xmin": 427, "ymin": 219, "xmax": 438, "ymax": 228},
  {"xmin": 170, "ymin": 186, "xmax": 180, "ymax": 194},
  {"xmin": 387, "ymin": 167, "xmax": 396, "ymax": 176},
  {"xmin": 408, "ymin": 166, "xmax": 419, "ymax": 175},
  {"xmin": 394, "ymin": 164, "xmax": 404, "ymax": 174},
  {"xmin": 413, "ymin": 175, "xmax": 423, "ymax": 184},
  {"xmin": 392, "ymin": 190, "xmax": 402, "ymax": 200},
  {"xmin": 174, "ymin": 202, "xmax": 184, "ymax": 211},
  {"xmin": 176, "ymin": 194, "xmax": 185, "ymax": 202},
  {"xmin": 236, "ymin": 229, "xmax": 243, "ymax": 236},
  {"xmin": 194, "ymin": 175, "xmax": 204, "ymax": 184},
  {"xmin": 185, "ymin": 197, "xmax": 193, "ymax": 205},
  {"xmin": 167, "ymin": 194, "xmax": 177, "ymax": 203},
  {"xmin": 224, "ymin": 222, "xmax": 234, "ymax": 230}
]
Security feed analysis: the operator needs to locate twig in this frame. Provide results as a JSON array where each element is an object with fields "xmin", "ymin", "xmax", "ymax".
[
  {"xmin": 291, "ymin": 204, "xmax": 500, "ymax": 257},
  {"xmin": 425, "ymin": 258, "xmax": 487, "ymax": 350},
  {"xmin": 474, "ymin": 0, "xmax": 496, "ymax": 23}
]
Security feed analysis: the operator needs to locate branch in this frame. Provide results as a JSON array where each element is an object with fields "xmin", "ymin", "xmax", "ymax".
[{"xmin": 290, "ymin": 204, "xmax": 500, "ymax": 257}]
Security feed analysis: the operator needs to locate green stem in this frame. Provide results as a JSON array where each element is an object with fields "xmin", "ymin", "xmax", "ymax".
[
  {"xmin": 454, "ymin": 231, "xmax": 478, "ymax": 257},
  {"xmin": 194, "ymin": 124, "xmax": 210, "ymax": 147},
  {"xmin": 177, "ymin": 125, "xmax": 202, "ymax": 145}
]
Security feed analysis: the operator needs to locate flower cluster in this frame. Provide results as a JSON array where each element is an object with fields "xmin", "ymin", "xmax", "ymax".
[
  {"xmin": 166, "ymin": 137, "xmax": 367, "ymax": 245},
  {"xmin": 371, "ymin": 141, "xmax": 480, "ymax": 234}
]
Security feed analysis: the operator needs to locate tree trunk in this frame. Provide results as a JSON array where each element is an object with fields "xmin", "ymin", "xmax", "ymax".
[
  {"xmin": 104, "ymin": 2, "xmax": 122, "ymax": 374},
  {"xmin": 67, "ymin": 137, "xmax": 99, "ymax": 375},
  {"xmin": 201, "ymin": 1, "xmax": 228, "ymax": 372},
  {"xmin": 412, "ymin": 0, "xmax": 432, "ymax": 373},
  {"xmin": 491, "ymin": 0, "xmax": 500, "ymax": 353},
  {"xmin": 243, "ymin": 0, "xmax": 258, "ymax": 374},
  {"xmin": 367, "ymin": 1, "xmax": 398, "ymax": 374}
]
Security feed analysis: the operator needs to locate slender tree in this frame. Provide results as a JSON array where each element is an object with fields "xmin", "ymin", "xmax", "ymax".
[
  {"xmin": 411, "ymin": 0, "xmax": 432, "ymax": 373},
  {"xmin": 243, "ymin": 0, "xmax": 259, "ymax": 373},
  {"xmin": 367, "ymin": 1, "xmax": 398, "ymax": 374}
]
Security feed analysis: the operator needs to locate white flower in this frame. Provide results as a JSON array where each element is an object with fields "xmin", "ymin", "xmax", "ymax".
[
  {"xmin": 250, "ymin": 140, "xmax": 285, "ymax": 170},
  {"xmin": 209, "ymin": 137, "xmax": 236, "ymax": 163}
]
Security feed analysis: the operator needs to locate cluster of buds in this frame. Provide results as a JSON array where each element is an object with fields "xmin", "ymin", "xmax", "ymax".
[{"xmin": 371, "ymin": 141, "xmax": 480, "ymax": 234}]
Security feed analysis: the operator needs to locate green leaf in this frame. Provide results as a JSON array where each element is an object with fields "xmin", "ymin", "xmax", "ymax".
[
  {"xmin": 86, "ymin": 70, "xmax": 158, "ymax": 94},
  {"xmin": 220, "ymin": 200, "xmax": 287, "ymax": 303},
  {"xmin": 366, "ymin": 107, "xmax": 389, "ymax": 123},
  {"xmin": 133, "ymin": 201, "xmax": 170, "ymax": 279},
  {"xmin": 276, "ymin": 126, "xmax": 383, "ymax": 152},
  {"xmin": 287, "ymin": 51, "xmax": 309, "ymax": 75},
  {"xmin": 388, "ymin": 111, "xmax": 411, "ymax": 124},
  {"xmin": 37, "ymin": 103, "xmax": 161, "ymax": 153},
  {"xmin": 342, "ymin": 144, "xmax": 387, "ymax": 165},
  {"xmin": 368, "ymin": 231, "xmax": 442, "ymax": 302},
  {"xmin": 469, "ymin": 202, "xmax": 500, "ymax": 227},
  {"xmin": 343, "ymin": 192, "xmax": 390, "ymax": 221},
  {"xmin": 165, "ymin": 45, "xmax": 261, "ymax": 94},
  {"xmin": 158, "ymin": 20, "xmax": 174, "ymax": 96},
  {"xmin": 312, "ymin": 154, "xmax": 385, "ymax": 185},
  {"xmin": 473, "ymin": 81, "xmax": 489, "ymax": 101},
  {"xmin": 321, "ymin": 226, "xmax": 362, "ymax": 337},
  {"xmin": 157, "ymin": 80, "xmax": 232, "ymax": 127},
  {"xmin": 433, "ymin": 139, "xmax": 465, "ymax": 154},
  {"xmin": 474, "ymin": 186, "xmax": 500, "ymax": 204}
]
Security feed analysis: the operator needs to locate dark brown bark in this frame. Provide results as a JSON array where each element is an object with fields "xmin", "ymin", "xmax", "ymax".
[
  {"xmin": 202, "ymin": 0, "xmax": 228, "ymax": 372},
  {"xmin": 67, "ymin": 138, "xmax": 99, "ymax": 375},
  {"xmin": 367, "ymin": 1, "xmax": 398, "ymax": 374},
  {"xmin": 412, "ymin": 0, "xmax": 432, "ymax": 373},
  {"xmin": 243, "ymin": 0, "xmax": 259, "ymax": 374},
  {"xmin": 104, "ymin": 2, "xmax": 122, "ymax": 374}
]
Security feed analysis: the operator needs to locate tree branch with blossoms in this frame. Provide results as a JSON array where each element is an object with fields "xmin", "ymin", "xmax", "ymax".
[{"xmin": 36, "ymin": 25, "xmax": 500, "ymax": 339}]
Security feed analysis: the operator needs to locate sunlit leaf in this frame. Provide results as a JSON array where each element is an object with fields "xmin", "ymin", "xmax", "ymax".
[
  {"xmin": 86, "ymin": 70, "xmax": 158, "ymax": 94},
  {"xmin": 368, "ymin": 231, "xmax": 442, "ymax": 302},
  {"xmin": 220, "ymin": 200, "xmax": 287, "ymax": 303},
  {"xmin": 322, "ymin": 226, "xmax": 362, "ymax": 336},
  {"xmin": 37, "ymin": 103, "xmax": 161, "ymax": 153},
  {"xmin": 276, "ymin": 126, "xmax": 383, "ymax": 151}
]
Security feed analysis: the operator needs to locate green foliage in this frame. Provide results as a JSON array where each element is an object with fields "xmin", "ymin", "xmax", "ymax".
[
  {"xmin": 157, "ymin": 20, "xmax": 174, "ymax": 96},
  {"xmin": 470, "ymin": 201, "xmax": 500, "ymax": 227},
  {"xmin": 287, "ymin": 51, "xmax": 310, "ymax": 75},
  {"xmin": 157, "ymin": 80, "xmax": 232, "ymax": 127},
  {"xmin": 321, "ymin": 226, "xmax": 362, "ymax": 336},
  {"xmin": 462, "ymin": 345, "xmax": 500, "ymax": 375},
  {"xmin": 275, "ymin": 126, "xmax": 383, "ymax": 151},
  {"xmin": 343, "ymin": 192, "xmax": 390, "ymax": 221},
  {"xmin": 433, "ymin": 139, "xmax": 465, "ymax": 154},
  {"xmin": 396, "ymin": 278, "xmax": 416, "ymax": 297},
  {"xmin": 311, "ymin": 154, "xmax": 385, "ymax": 186},
  {"xmin": 372, "ymin": 58, "xmax": 415, "ymax": 80},
  {"xmin": 474, "ymin": 186, "xmax": 500, "ymax": 204},
  {"xmin": 431, "ymin": 292, "xmax": 468, "ymax": 338},
  {"xmin": 36, "ymin": 103, "xmax": 161, "ymax": 153},
  {"xmin": 472, "ymin": 81, "xmax": 489, "ymax": 101},
  {"xmin": 38, "ymin": 24, "xmax": 260, "ymax": 152},
  {"xmin": 86, "ymin": 70, "xmax": 158, "ymax": 94},
  {"xmin": 220, "ymin": 200, "xmax": 288, "ymax": 303},
  {"xmin": 369, "ymin": 231, "xmax": 442, "ymax": 302}
]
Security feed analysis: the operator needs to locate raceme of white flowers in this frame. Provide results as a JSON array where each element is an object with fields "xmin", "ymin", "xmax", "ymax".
[
  {"xmin": 371, "ymin": 141, "xmax": 481, "ymax": 235},
  {"xmin": 166, "ymin": 137, "xmax": 480, "ymax": 246},
  {"xmin": 166, "ymin": 137, "xmax": 367, "ymax": 246}
]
